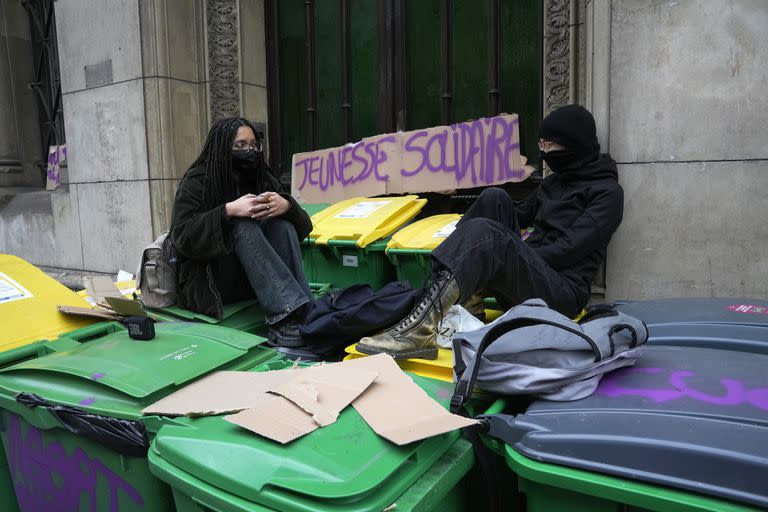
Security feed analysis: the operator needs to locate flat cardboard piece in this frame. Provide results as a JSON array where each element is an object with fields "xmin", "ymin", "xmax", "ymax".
[
  {"xmin": 83, "ymin": 276, "xmax": 123, "ymax": 299},
  {"xmin": 104, "ymin": 296, "xmax": 146, "ymax": 317},
  {"xmin": 225, "ymin": 395, "xmax": 318, "ymax": 444},
  {"xmin": 343, "ymin": 354, "xmax": 478, "ymax": 445},
  {"xmin": 225, "ymin": 366, "xmax": 378, "ymax": 443},
  {"xmin": 268, "ymin": 367, "xmax": 378, "ymax": 426},
  {"xmin": 143, "ymin": 369, "xmax": 300, "ymax": 416},
  {"xmin": 292, "ymin": 113, "xmax": 531, "ymax": 203},
  {"xmin": 57, "ymin": 304, "xmax": 122, "ymax": 321}
]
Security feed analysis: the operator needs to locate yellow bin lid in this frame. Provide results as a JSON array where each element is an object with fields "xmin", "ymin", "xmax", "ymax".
[
  {"xmin": 0, "ymin": 254, "xmax": 96, "ymax": 352},
  {"xmin": 308, "ymin": 196, "xmax": 427, "ymax": 248},
  {"xmin": 386, "ymin": 214, "xmax": 462, "ymax": 251},
  {"xmin": 343, "ymin": 342, "xmax": 455, "ymax": 383}
]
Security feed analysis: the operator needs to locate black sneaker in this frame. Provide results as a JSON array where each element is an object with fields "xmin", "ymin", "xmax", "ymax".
[{"xmin": 267, "ymin": 321, "xmax": 304, "ymax": 347}]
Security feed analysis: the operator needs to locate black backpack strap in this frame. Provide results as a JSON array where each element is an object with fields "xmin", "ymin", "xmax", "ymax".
[{"xmin": 450, "ymin": 315, "xmax": 602, "ymax": 414}]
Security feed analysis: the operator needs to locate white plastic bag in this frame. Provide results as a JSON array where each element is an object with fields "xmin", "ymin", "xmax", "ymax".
[{"xmin": 436, "ymin": 305, "xmax": 485, "ymax": 349}]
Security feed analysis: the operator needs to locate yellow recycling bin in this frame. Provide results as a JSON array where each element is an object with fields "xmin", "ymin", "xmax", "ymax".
[
  {"xmin": 0, "ymin": 254, "xmax": 95, "ymax": 354},
  {"xmin": 302, "ymin": 196, "xmax": 427, "ymax": 290},
  {"xmin": 0, "ymin": 254, "xmax": 98, "ymax": 512},
  {"xmin": 385, "ymin": 213, "xmax": 462, "ymax": 289}
]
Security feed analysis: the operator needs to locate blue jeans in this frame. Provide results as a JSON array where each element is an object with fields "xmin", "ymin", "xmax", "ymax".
[{"xmin": 214, "ymin": 218, "xmax": 312, "ymax": 325}]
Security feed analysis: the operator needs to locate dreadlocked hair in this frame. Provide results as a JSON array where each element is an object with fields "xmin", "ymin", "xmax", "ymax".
[{"xmin": 189, "ymin": 117, "xmax": 263, "ymax": 206}]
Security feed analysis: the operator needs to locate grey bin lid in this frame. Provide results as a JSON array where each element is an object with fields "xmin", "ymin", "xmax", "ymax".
[
  {"xmin": 489, "ymin": 346, "xmax": 768, "ymax": 509},
  {"xmin": 614, "ymin": 298, "xmax": 768, "ymax": 354}
]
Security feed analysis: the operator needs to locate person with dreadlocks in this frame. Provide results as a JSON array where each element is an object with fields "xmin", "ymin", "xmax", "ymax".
[
  {"xmin": 170, "ymin": 117, "xmax": 313, "ymax": 347},
  {"xmin": 357, "ymin": 105, "xmax": 624, "ymax": 360}
]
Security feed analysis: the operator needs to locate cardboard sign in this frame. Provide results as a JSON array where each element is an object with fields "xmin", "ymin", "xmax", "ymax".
[
  {"xmin": 291, "ymin": 114, "xmax": 532, "ymax": 203},
  {"xmin": 46, "ymin": 144, "xmax": 67, "ymax": 191}
]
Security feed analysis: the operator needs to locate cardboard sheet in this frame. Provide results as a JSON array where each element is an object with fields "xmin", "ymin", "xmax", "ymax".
[
  {"xmin": 57, "ymin": 304, "xmax": 123, "ymax": 321},
  {"xmin": 144, "ymin": 354, "xmax": 476, "ymax": 446},
  {"xmin": 83, "ymin": 276, "xmax": 123, "ymax": 299},
  {"xmin": 292, "ymin": 113, "xmax": 532, "ymax": 203},
  {"xmin": 268, "ymin": 367, "xmax": 378, "ymax": 426},
  {"xmin": 225, "ymin": 366, "xmax": 378, "ymax": 443},
  {"xmin": 143, "ymin": 369, "xmax": 300, "ymax": 416},
  {"xmin": 342, "ymin": 354, "xmax": 478, "ymax": 445}
]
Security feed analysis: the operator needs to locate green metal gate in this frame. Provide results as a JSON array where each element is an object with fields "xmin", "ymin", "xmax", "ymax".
[{"xmin": 265, "ymin": 0, "xmax": 542, "ymax": 185}]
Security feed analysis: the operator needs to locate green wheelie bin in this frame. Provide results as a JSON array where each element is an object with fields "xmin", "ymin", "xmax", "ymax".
[
  {"xmin": 0, "ymin": 321, "xmax": 278, "ymax": 512},
  {"xmin": 0, "ymin": 253, "xmax": 103, "ymax": 511},
  {"xmin": 300, "ymin": 196, "xmax": 427, "ymax": 290},
  {"xmin": 147, "ymin": 371, "xmax": 476, "ymax": 512}
]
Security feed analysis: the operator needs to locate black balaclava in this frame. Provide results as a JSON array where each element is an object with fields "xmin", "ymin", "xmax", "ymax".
[
  {"xmin": 539, "ymin": 104, "xmax": 600, "ymax": 173},
  {"xmin": 231, "ymin": 145, "xmax": 265, "ymax": 193}
]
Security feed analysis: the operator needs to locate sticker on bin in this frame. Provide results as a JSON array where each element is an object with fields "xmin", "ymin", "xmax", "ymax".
[
  {"xmin": 342, "ymin": 255, "xmax": 359, "ymax": 267},
  {"xmin": 335, "ymin": 200, "xmax": 391, "ymax": 219},
  {"xmin": 0, "ymin": 272, "xmax": 33, "ymax": 304},
  {"xmin": 433, "ymin": 220, "xmax": 459, "ymax": 238}
]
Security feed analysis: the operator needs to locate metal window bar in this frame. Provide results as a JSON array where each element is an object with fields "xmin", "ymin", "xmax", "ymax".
[{"xmin": 21, "ymin": 0, "xmax": 65, "ymax": 175}]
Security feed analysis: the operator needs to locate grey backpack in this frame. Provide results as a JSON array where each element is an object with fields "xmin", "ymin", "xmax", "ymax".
[
  {"xmin": 135, "ymin": 231, "xmax": 177, "ymax": 308},
  {"xmin": 450, "ymin": 298, "xmax": 648, "ymax": 412}
]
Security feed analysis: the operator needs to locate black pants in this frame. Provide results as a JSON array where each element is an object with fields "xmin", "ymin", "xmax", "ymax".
[{"xmin": 432, "ymin": 188, "xmax": 581, "ymax": 317}]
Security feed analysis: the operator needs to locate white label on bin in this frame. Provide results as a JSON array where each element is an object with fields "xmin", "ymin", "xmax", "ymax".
[
  {"xmin": 0, "ymin": 272, "xmax": 33, "ymax": 304},
  {"xmin": 335, "ymin": 200, "xmax": 391, "ymax": 219},
  {"xmin": 342, "ymin": 255, "xmax": 359, "ymax": 267},
  {"xmin": 434, "ymin": 220, "xmax": 459, "ymax": 238}
]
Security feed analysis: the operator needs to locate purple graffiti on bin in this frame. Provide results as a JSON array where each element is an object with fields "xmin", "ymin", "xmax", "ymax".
[
  {"xmin": 597, "ymin": 367, "xmax": 768, "ymax": 411},
  {"xmin": 4, "ymin": 414, "xmax": 144, "ymax": 512}
]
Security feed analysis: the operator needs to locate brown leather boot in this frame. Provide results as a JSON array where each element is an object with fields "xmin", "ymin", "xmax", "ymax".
[
  {"xmin": 461, "ymin": 293, "xmax": 486, "ymax": 322},
  {"xmin": 356, "ymin": 270, "xmax": 460, "ymax": 360}
]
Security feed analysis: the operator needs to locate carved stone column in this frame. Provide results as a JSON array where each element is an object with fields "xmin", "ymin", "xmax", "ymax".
[
  {"xmin": 542, "ymin": 0, "xmax": 573, "ymax": 115},
  {"xmin": 207, "ymin": 0, "xmax": 241, "ymax": 121}
]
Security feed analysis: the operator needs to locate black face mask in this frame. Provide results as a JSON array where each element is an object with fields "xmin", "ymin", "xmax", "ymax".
[
  {"xmin": 540, "ymin": 148, "xmax": 590, "ymax": 174},
  {"xmin": 232, "ymin": 148, "xmax": 262, "ymax": 170}
]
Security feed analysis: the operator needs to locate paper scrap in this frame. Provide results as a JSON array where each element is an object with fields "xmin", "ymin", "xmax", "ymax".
[{"xmin": 116, "ymin": 270, "xmax": 134, "ymax": 282}]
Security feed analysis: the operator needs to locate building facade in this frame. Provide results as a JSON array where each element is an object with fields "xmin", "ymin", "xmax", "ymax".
[{"xmin": 1, "ymin": 0, "xmax": 767, "ymax": 300}]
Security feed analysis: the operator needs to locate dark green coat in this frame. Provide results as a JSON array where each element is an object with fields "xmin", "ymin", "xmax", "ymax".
[{"xmin": 170, "ymin": 166, "xmax": 312, "ymax": 319}]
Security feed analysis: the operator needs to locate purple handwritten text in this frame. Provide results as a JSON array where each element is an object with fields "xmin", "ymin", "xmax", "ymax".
[{"xmin": 5, "ymin": 414, "xmax": 144, "ymax": 512}]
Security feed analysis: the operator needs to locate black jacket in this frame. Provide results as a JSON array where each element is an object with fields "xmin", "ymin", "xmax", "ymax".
[
  {"xmin": 516, "ymin": 154, "xmax": 623, "ymax": 304},
  {"xmin": 170, "ymin": 165, "xmax": 312, "ymax": 319}
]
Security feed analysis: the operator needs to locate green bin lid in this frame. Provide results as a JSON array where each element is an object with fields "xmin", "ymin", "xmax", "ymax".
[
  {"xmin": 0, "ymin": 321, "xmax": 276, "ymax": 421},
  {"xmin": 148, "ymin": 373, "xmax": 461, "ymax": 511}
]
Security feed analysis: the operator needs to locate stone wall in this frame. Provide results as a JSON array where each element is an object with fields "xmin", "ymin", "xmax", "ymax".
[
  {"xmin": 0, "ymin": 0, "xmax": 268, "ymax": 275},
  {"xmin": 600, "ymin": 0, "xmax": 768, "ymax": 300}
]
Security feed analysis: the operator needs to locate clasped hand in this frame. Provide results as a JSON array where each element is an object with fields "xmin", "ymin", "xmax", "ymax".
[{"xmin": 226, "ymin": 192, "xmax": 290, "ymax": 220}]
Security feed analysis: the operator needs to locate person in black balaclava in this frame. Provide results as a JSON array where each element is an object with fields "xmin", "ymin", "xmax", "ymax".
[
  {"xmin": 358, "ymin": 105, "xmax": 624, "ymax": 360},
  {"xmin": 170, "ymin": 117, "xmax": 313, "ymax": 347}
]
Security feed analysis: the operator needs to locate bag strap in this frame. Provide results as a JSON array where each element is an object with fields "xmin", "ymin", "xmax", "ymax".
[{"xmin": 450, "ymin": 314, "xmax": 602, "ymax": 414}]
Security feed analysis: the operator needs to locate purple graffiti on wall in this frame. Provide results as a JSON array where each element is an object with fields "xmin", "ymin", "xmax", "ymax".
[
  {"xmin": 597, "ymin": 367, "xmax": 768, "ymax": 411},
  {"xmin": 4, "ymin": 414, "xmax": 144, "ymax": 512}
]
